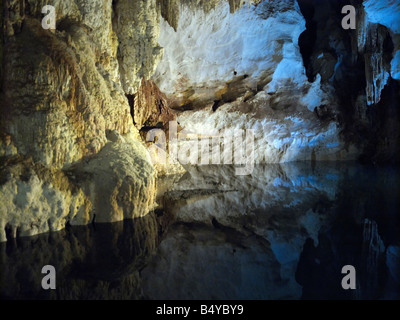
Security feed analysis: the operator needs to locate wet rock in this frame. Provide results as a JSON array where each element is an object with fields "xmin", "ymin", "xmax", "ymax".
[
  {"xmin": 0, "ymin": 132, "xmax": 156, "ymax": 240},
  {"xmin": 0, "ymin": 0, "xmax": 162, "ymax": 237}
]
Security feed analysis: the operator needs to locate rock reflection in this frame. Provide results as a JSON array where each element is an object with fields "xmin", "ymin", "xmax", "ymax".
[
  {"xmin": 0, "ymin": 162, "xmax": 399, "ymax": 299},
  {"xmin": 0, "ymin": 213, "xmax": 159, "ymax": 300},
  {"xmin": 142, "ymin": 163, "xmax": 400, "ymax": 300}
]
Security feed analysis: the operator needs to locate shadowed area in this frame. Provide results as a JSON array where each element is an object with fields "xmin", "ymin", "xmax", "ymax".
[{"xmin": 1, "ymin": 162, "xmax": 399, "ymax": 300}]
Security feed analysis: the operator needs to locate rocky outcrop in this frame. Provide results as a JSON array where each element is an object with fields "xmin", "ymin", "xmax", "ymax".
[
  {"xmin": 152, "ymin": 0, "xmax": 361, "ymax": 163},
  {"xmin": 157, "ymin": 0, "xmax": 261, "ymax": 33},
  {"xmin": 0, "ymin": 0, "xmax": 161, "ymax": 241},
  {"xmin": 297, "ymin": 0, "xmax": 400, "ymax": 163},
  {"xmin": 129, "ymin": 79, "xmax": 175, "ymax": 131},
  {"xmin": 0, "ymin": 157, "xmax": 91, "ymax": 241},
  {"xmin": 363, "ymin": 23, "xmax": 392, "ymax": 106},
  {"xmin": 1, "ymin": 0, "xmax": 132, "ymax": 168},
  {"xmin": 114, "ymin": 0, "xmax": 164, "ymax": 95},
  {"xmin": 363, "ymin": 0, "xmax": 400, "ymax": 81},
  {"xmin": 154, "ymin": 0, "xmax": 306, "ymax": 106},
  {"xmin": 0, "ymin": 132, "xmax": 156, "ymax": 242}
]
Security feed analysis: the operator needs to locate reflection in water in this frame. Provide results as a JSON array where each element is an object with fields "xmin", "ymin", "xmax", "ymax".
[
  {"xmin": 1, "ymin": 162, "xmax": 399, "ymax": 299},
  {"xmin": 0, "ymin": 214, "xmax": 161, "ymax": 299}
]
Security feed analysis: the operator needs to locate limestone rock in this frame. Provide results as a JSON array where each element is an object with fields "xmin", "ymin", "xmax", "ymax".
[
  {"xmin": 1, "ymin": 8, "xmax": 132, "ymax": 169},
  {"xmin": 153, "ymin": 0, "xmax": 306, "ymax": 106},
  {"xmin": 0, "ymin": 0, "xmax": 161, "ymax": 240},
  {"xmin": 130, "ymin": 79, "xmax": 175, "ymax": 130},
  {"xmin": 363, "ymin": 24, "xmax": 393, "ymax": 106},
  {"xmin": 150, "ymin": 0, "xmax": 359, "ymax": 163},
  {"xmin": 114, "ymin": 0, "xmax": 164, "ymax": 94},
  {"xmin": 0, "ymin": 133, "xmax": 156, "ymax": 241},
  {"xmin": 157, "ymin": 0, "xmax": 262, "ymax": 33},
  {"xmin": 1, "ymin": 0, "xmax": 399, "ymax": 242},
  {"xmin": 71, "ymin": 132, "xmax": 157, "ymax": 224},
  {"xmin": 0, "ymin": 157, "xmax": 91, "ymax": 242}
]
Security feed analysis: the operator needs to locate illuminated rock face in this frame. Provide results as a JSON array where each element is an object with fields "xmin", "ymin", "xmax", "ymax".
[
  {"xmin": 153, "ymin": 0, "xmax": 359, "ymax": 163},
  {"xmin": 360, "ymin": 0, "xmax": 399, "ymax": 106},
  {"xmin": 114, "ymin": 0, "xmax": 164, "ymax": 95},
  {"xmin": 0, "ymin": 132, "xmax": 156, "ymax": 242},
  {"xmin": 151, "ymin": 0, "xmax": 399, "ymax": 164},
  {"xmin": 154, "ymin": 0, "xmax": 307, "ymax": 106},
  {"xmin": 0, "ymin": 0, "xmax": 159, "ymax": 241},
  {"xmin": 363, "ymin": 0, "xmax": 400, "ymax": 82}
]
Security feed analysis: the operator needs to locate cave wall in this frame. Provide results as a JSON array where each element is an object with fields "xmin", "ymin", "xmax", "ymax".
[
  {"xmin": 153, "ymin": 0, "xmax": 360, "ymax": 163},
  {"xmin": 296, "ymin": 0, "xmax": 400, "ymax": 163},
  {"xmin": 0, "ymin": 0, "xmax": 164, "ymax": 241}
]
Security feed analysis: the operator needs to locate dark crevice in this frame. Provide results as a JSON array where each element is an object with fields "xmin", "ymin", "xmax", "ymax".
[
  {"xmin": 212, "ymin": 100, "xmax": 222, "ymax": 112},
  {"xmin": 57, "ymin": 18, "xmax": 77, "ymax": 32},
  {"xmin": 361, "ymin": 78, "xmax": 400, "ymax": 164},
  {"xmin": 126, "ymin": 94, "xmax": 136, "ymax": 125},
  {"xmin": 211, "ymin": 217, "xmax": 221, "ymax": 229},
  {"xmin": 112, "ymin": 0, "xmax": 118, "ymax": 13},
  {"xmin": 5, "ymin": 224, "xmax": 12, "ymax": 242},
  {"xmin": 180, "ymin": 102, "xmax": 194, "ymax": 111},
  {"xmin": 297, "ymin": 0, "xmax": 317, "ymax": 82},
  {"xmin": 297, "ymin": 0, "xmax": 381, "ymax": 156}
]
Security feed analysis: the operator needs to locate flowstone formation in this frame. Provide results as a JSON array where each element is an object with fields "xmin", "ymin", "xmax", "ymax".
[{"xmin": 0, "ymin": 0, "xmax": 165, "ymax": 241}]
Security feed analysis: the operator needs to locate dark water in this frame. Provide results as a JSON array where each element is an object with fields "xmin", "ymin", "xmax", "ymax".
[{"xmin": 0, "ymin": 162, "xmax": 399, "ymax": 300}]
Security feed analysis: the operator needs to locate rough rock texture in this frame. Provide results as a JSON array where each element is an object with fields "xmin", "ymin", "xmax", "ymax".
[
  {"xmin": 297, "ymin": 0, "xmax": 400, "ymax": 163},
  {"xmin": 0, "ymin": 0, "xmax": 160, "ymax": 241},
  {"xmin": 0, "ymin": 132, "xmax": 156, "ymax": 242},
  {"xmin": 114, "ymin": 0, "xmax": 164, "ymax": 94},
  {"xmin": 0, "ymin": 157, "xmax": 91, "ymax": 241},
  {"xmin": 363, "ymin": 23, "xmax": 392, "ymax": 106},
  {"xmin": 1, "ymin": 0, "xmax": 131, "ymax": 168},
  {"xmin": 152, "ymin": 0, "xmax": 360, "ymax": 163},
  {"xmin": 127, "ymin": 79, "xmax": 185, "ymax": 176},
  {"xmin": 70, "ymin": 132, "xmax": 156, "ymax": 224},
  {"xmin": 363, "ymin": 0, "xmax": 400, "ymax": 81},
  {"xmin": 150, "ymin": 0, "xmax": 399, "ymax": 164},
  {"xmin": 157, "ymin": 0, "xmax": 261, "ymax": 33},
  {"xmin": 175, "ymin": 87, "xmax": 358, "ymax": 164},
  {"xmin": 154, "ymin": 0, "xmax": 306, "ymax": 106},
  {"xmin": 129, "ymin": 79, "xmax": 175, "ymax": 130}
]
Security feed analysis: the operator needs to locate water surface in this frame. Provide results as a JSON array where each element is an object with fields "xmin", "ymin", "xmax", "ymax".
[{"xmin": 1, "ymin": 162, "xmax": 399, "ymax": 299}]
